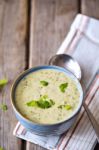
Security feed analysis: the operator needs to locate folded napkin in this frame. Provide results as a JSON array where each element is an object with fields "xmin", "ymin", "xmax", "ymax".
[{"xmin": 13, "ymin": 14, "xmax": 99, "ymax": 150}]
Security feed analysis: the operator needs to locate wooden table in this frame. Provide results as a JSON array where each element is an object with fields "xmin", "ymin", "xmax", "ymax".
[{"xmin": 0, "ymin": 0, "xmax": 99, "ymax": 150}]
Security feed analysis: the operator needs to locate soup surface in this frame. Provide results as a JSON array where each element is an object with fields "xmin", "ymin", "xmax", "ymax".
[{"xmin": 15, "ymin": 69, "xmax": 80, "ymax": 124}]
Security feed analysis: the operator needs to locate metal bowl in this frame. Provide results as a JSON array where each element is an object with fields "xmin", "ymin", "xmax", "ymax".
[{"xmin": 11, "ymin": 65, "xmax": 83, "ymax": 135}]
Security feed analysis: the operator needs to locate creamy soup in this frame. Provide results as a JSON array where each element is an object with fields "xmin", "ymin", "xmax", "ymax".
[{"xmin": 15, "ymin": 69, "xmax": 80, "ymax": 124}]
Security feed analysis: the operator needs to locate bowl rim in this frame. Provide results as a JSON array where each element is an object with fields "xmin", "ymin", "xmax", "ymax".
[{"xmin": 11, "ymin": 65, "xmax": 83, "ymax": 127}]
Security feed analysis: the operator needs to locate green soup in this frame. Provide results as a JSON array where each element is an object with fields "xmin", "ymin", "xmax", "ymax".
[{"xmin": 15, "ymin": 69, "xmax": 80, "ymax": 124}]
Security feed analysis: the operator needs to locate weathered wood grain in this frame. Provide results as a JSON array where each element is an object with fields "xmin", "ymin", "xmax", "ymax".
[
  {"xmin": 81, "ymin": 0, "xmax": 99, "ymax": 19},
  {"xmin": 27, "ymin": 0, "xmax": 78, "ymax": 149},
  {"xmin": 29, "ymin": 0, "xmax": 78, "ymax": 67},
  {"xmin": 0, "ymin": 0, "xmax": 27, "ymax": 150}
]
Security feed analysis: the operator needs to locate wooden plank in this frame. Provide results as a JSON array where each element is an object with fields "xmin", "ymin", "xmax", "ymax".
[
  {"xmin": 81, "ymin": 0, "xmax": 99, "ymax": 19},
  {"xmin": 29, "ymin": 0, "xmax": 78, "ymax": 67},
  {"xmin": 27, "ymin": 0, "xmax": 78, "ymax": 149},
  {"xmin": 0, "ymin": 0, "xmax": 27, "ymax": 150}
]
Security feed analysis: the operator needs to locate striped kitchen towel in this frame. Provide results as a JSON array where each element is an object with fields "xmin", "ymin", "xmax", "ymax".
[{"xmin": 13, "ymin": 14, "xmax": 99, "ymax": 150}]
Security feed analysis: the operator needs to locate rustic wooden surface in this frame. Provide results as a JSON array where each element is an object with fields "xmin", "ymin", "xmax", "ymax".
[
  {"xmin": 0, "ymin": 0, "xmax": 99, "ymax": 150},
  {"xmin": 29, "ymin": 0, "xmax": 78, "ymax": 68},
  {"xmin": 81, "ymin": 0, "xmax": 99, "ymax": 19},
  {"xmin": 0, "ymin": 0, "xmax": 27, "ymax": 150}
]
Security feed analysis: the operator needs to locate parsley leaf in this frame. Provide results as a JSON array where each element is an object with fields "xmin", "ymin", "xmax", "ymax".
[
  {"xmin": 26, "ymin": 101, "xmax": 37, "ymax": 107},
  {"xmin": 64, "ymin": 104, "xmax": 72, "ymax": 110},
  {"xmin": 26, "ymin": 95, "xmax": 55, "ymax": 109},
  {"xmin": 37, "ymin": 100, "xmax": 51, "ymax": 108},
  {"xmin": 0, "ymin": 104, "xmax": 8, "ymax": 112},
  {"xmin": 59, "ymin": 83, "xmax": 68, "ymax": 93},
  {"xmin": 40, "ymin": 81, "xmax": 49, "ymax": 86},
  {"xmin": 0, "ymin": 79, "xmax": 8, "ymax": 88}
]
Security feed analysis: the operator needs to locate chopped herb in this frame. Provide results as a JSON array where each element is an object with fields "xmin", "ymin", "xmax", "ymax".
[
  {"xmin": 40, "ymin": 81, "xmax": 49, "ymax": 86},
  {"xmin": 26, "ymin": 101, "xmax": 37, "ymax": 107},
  {"xmin": 64, "ymin": 104, "xmax": 72, "ymax": 110},
  {"xmin": 58, "ymin": 105, "xmax": 64, "ymax": 109},
  {"xmin": 59, "ymin": 83, "xmax": 68, "ymax": 93},
  {"xmin": 58, "ymin": 104, "xmax": 72, "ymax": 110},
  {"xmin": 38, "ymin": 96, "xmax": 55, "ymax": 109},
  {"xmin": 0, "ymin": 79, "xmax": 8, "ymax": 88},
  {"xmin": 0, "ymin": 104, "xmax": 8, "ymax": 112},
  {"xmin": 37, "ymin": 100, "xmax": 51, "ymax": 109},
  {"xmin": 26, "ymin": 95, "xmax": 55, "ymax": 109},
  {"xmin": 41, "ymin": 95, "xmax": 48, "ymax": 99},
  {"xmin": 0, "ymin": 146, "xmax": 4, "ymax": 150},
  {"xmin": 50, "ymin": 99, "xmax": 55, "ymax": 105}
]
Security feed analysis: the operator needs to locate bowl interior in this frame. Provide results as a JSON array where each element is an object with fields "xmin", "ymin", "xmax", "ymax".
[{"xmin": 11, "ymin": 65, "xmax": 83, "ymax": 126}]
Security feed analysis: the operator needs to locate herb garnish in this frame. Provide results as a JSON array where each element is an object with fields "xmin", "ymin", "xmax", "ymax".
[
  {"xmin": 58, "ymin": 104, "xmax": 72, "ymax": 110},
  {"xmin": 64, "ymin": 104, "xmax": 72, "ymax": 110},
  {"xmin": 0, "ymin": 104, "xmax": 8, "ymax": 112},
  {"xmin": 58, "ymin": 105, "xmax": 64, "ymax": 109},
  {"xmin": 59, "ymin": 83, "xmax": 68, "ymax": 93},
  {"xmin": 40, "ymin": 81, "xmax": 49, "ymax": 86},
  {"xmin": 26, "ymin": 101, "xmax": 37, "ymax": 107},
  {"xmin": 26, "ymin": 95, "xmax": 55, "ymax": 109},
  {"xmin": 0, "ymin": 79, "xmax": 8, "ymax": 88}
]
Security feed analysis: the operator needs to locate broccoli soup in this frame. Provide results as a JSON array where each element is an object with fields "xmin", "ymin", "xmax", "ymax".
[{"xmin": 15, "ymin": 69, "xmax": 80, "ymax": 124}]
